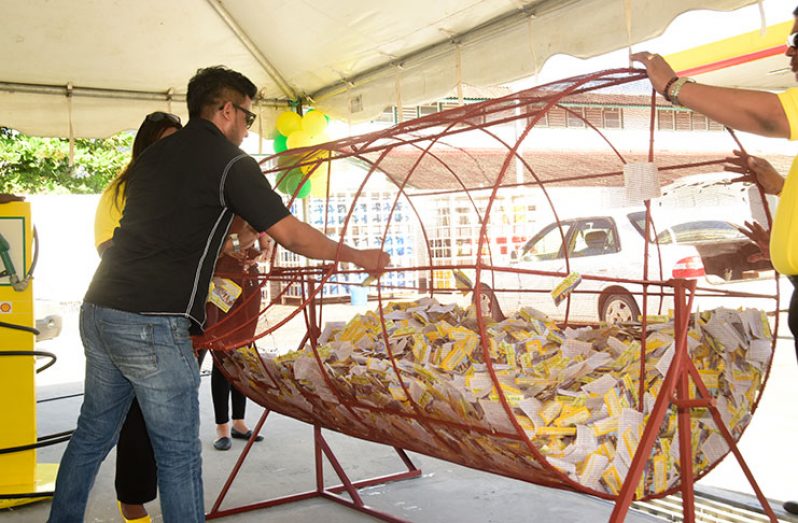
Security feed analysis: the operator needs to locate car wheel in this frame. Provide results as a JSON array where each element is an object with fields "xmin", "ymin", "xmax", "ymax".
[
  {"xmin": 472, "ymin": 283, "xmax": 505, "ymax": 322},
  {"xmin": 600, "ymin": 292, "xmax": 640, "ymax": 325}
]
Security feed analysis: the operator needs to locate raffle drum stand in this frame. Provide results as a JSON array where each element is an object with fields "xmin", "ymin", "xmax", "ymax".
[
  {"xmin": 195, "ymin": 69, "xmax": 782, "ymax": 522},
  {"xmin": 205, "ymin": 282, "xmax": 422, "ymax": 522},
  {"xmin": 610, "ymin": 278, "xmax": 776, "ymax": 522}
]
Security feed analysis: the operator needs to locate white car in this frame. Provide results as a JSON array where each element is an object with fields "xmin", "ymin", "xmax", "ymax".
[{"xmin": 476, "ymin": 207, "xmax": 780, "ymax": 324}]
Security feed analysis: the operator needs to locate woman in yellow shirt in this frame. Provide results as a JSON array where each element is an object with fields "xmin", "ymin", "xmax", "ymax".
[{"xmin": 94, "ymin": 111, "xmax": 182, "ymax": 523}]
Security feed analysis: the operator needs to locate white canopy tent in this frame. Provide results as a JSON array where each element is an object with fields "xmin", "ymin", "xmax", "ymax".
[{"xmin": 0, "ymin": 0, "xmax": 760, "ymax": 138}]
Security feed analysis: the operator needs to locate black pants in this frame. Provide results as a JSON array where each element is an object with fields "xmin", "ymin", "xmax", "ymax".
[
  {"xmin": 211, "ymin": 362, "xmax": 246, "ymax": 425},
  {"xmin": 115, "ymin": 399, "xmax": 157, "ymax": 504},
  {"xmin": 114, "ymin": 354, "xmax": 248, "ymax": 503}
]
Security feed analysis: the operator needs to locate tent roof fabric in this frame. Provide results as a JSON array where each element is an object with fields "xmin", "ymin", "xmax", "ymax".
[{"xmin": 0, "ymin": 0, "xmax": 758, "ymax": 138}]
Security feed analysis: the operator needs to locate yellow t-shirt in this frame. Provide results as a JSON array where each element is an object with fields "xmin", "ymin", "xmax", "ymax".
[
  {"xmin": 772, "ymin": 89, "xmax": 798, "ymax": 274},
  {"xmin": 94, "ymin": 182, "xmax": 125, "ymax": 248}
]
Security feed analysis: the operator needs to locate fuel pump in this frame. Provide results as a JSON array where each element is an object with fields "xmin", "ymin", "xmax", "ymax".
[{"xmin": 0, "ymin": 199, "xmax": 59, "ymax": 508}]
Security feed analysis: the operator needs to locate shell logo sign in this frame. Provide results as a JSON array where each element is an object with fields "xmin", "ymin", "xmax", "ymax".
[{"xmin": 0, "ymin": 302, "xmax": 12, "ymax": 313}]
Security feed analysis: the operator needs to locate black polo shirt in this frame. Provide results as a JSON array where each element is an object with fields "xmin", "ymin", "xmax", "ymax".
[{"xmin": 84, "ymin": 118, "xmax": 290, "ymax": 330}]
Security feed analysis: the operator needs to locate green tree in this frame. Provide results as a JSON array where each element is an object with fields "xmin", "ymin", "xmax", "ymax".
[{"xmin": 0, "ymin": 128, "xmax": 132, "ymax": 194}]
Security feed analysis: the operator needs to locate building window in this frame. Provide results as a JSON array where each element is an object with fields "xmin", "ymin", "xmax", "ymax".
[
  {"xmin": 675, "ymin": 111, "xmax": 692, "ymax": 131},
  {"xmin": 374, "ymin": 107, "xmax": 395, "ymax": 125},
  {"xmin": 708, "ymin": 119, "xmax": 724, "ymax": 131},
  {"xmin": 603, "ymin": 108, "xmax": 622, "ymax": 128},
  {"xmin": 399, "ymin": 106, "xmax": 419, "ymax": 122},
  {"xmin": 585, "ymin": 107, "xmax": 604, "ymax": 127},
  {"xmin": 566, "ymin": 107, "xmax": 586, "ymax": 127},
  {"xmin": 657, "ymin": 109, "xmax": 724, "ymax": 131},
  {"xmin": 418, "ymin": 104, "xmax": 439, "ymax": 117}
]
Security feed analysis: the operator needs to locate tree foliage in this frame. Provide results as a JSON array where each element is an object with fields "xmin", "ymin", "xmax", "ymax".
[{"xmin": 0, "ymin": 127, "xmax": 132, "ymax": 194}]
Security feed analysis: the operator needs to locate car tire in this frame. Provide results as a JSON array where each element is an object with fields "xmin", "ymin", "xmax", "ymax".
[
  {"xmin": 600, "ymin": 292, "xmax": 640, "ymax": 325},
  {"xmin": 473, "ymin": 283, "xmax": 506, "ymax": 322}
]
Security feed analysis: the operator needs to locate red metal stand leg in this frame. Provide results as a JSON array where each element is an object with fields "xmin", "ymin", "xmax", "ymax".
[
  {"xmin": 685, "ymin": 362, "xmax": 778, "ymax": 522},
  {"xmin": 207, "ymin": 409, "xmax": 271, "ymax": 517},
  {"xmin": 676, "ymin": 370, "xmax": 696, "ymax": 523},
  {"xmin": 316, "ymin": 427, "xmax": 366, "ymax": 506},
  {"xmin": 206, "ymin": 417, "xmax": 421, "ymax": 522}
]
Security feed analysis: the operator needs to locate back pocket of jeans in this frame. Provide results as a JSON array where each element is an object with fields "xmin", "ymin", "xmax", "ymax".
[{"xmin": 99, "ymin": 320, "xmax": 159, "ymax": 380}]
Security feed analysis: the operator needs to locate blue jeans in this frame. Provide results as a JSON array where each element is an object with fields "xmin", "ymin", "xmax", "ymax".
[{"xmin": 48, "ymin": 303, "xmax": 204, "ymax": 522}]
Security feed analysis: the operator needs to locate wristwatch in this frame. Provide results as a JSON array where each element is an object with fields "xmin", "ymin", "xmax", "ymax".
[
  {"xmin": 229, "ymin": 233, "xmax": 240, "ymax": 253},
  {"xmin": 668, "ymin": 77, "xmax": 695, "ymax": 107}
]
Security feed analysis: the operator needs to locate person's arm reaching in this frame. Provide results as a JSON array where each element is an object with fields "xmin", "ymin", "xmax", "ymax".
[
  {"xmin": 266, "ymin": 214, "xmax": 390, "ymax": 277},
  {"xmin": 631, "ymin": 52, "xmax": 790, "ymax": 138}
]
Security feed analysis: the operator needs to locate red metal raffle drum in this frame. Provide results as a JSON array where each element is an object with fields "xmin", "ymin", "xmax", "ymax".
[{"xmin": 193, "ymin": 69, "xmax": 780, "ymax": 514}]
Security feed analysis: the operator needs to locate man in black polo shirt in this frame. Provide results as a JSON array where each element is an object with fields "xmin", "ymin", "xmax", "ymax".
[{"xmin": 48, "ymin": 66, "xmax": 389, "ymax": 523}]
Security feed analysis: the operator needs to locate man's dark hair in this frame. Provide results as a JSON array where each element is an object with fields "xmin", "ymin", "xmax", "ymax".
[
  {"xmin": 794, "ymin": 5, "xmax": 798, "ymax": 15},
  {"xmin": 186, "ymin": 66, "xmax": 257, "ymax": 119}
]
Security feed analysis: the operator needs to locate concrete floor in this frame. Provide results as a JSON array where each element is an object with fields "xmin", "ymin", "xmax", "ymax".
[
  {"xmin": 5, "ymin": 378, "xmax": 666, "ymax": 523},
  {"xmin": 2, "ymin": 303, "xmax": 797, "ymax": 522}
]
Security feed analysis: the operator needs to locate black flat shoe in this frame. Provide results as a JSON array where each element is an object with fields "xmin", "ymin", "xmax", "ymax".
[
  {"xmin": 785, "ymin": 501, "xmax": 798, "ymax": 515},
  {"xmin": 213, "ymin": 437, "xmax": 232, "ymax": 451},
  {"xmin": 231, "ymin": 428, "xmax": 264, "ymax": 442}
]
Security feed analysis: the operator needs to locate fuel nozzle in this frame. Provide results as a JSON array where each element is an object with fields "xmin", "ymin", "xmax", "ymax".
[{"xmin": 0, "ymin": 232, "xmax": 23, "ymax": 290}]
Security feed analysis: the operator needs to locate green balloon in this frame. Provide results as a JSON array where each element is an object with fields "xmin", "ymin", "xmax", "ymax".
[
  {"xmin": 287, "ymin": 170, "xmax": 311, "ymax": 198},
  {"xmin": 273, "ymin": 133, "xmax": 288, "ymax": 153},
  {"xmin": 296, "ymin": 178, "xmax": 311, "ymax": 198},
  {"xmin": 276, "ymin": 168, "xmax": 299, "ymax": 193}
]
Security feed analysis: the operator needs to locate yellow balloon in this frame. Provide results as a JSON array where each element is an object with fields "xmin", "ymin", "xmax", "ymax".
[
  {"xmin": 299, "ymin": 151, "xmax": 330, "ymax": 176},
  {"xmin": 301, "ymin": 111, "xmax": 328, "ymax": 136},
  {"xmin": 286, "ymin": 130, "xmax": 311, "ymax": 150},
  {"xmin": 308, "ymin": 132, "xmax": 330, "ymax": 146},
  {"xmin": 276, "ymin": 111, "xmax": 302, "ymax": 137},
  {"xmin": 309, "ymin": 171, "xmax": 329, "ymax": 198}
]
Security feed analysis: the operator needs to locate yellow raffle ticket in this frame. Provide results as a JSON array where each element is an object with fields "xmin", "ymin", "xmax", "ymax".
[{"xmin": 208, "ymin": 277, "xmax": 242, "ymax": 313}]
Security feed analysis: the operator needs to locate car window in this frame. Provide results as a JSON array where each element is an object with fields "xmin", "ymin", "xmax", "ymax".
[
  {"xmin": 627, "ymin": 211, "xmax": 656, "ymax": 242},
  {"xmin": 520, "ymin": 222, "xmax": 572, "ymax": 261},
  {"xmin": 627, "ymin": 212, "xmax": 743, "ymax": 244},
  {"xmin": 568, "ymin": 218, "xmax": 618, "ymax": 257},
  {"xmin": 659, "ymin": 220, "xmax": 744, "ymax": 243}
]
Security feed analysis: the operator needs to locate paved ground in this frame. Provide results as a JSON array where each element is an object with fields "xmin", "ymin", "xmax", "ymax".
[{"xmin": 2, "ymin": 300, "xmax": 797, "ymax": 522}]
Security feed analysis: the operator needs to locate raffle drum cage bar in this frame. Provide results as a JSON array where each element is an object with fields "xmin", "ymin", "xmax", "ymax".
[{"xmin": 194, "ymin": 69, "xmax": 782, "ymax": 522}]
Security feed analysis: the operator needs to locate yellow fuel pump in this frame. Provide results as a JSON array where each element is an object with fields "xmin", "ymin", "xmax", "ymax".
[{"xmin": 0, "ymin": 200, "xmax": 58, "ymax": 508}]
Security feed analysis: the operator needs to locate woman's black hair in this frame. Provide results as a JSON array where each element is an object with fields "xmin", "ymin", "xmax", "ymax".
[{"xmin": 109, "ymin": 112, "xmax": 182, "ymax": 209}]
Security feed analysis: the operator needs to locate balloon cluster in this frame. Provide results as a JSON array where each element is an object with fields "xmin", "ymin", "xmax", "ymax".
[{"xmin": 273, "ymin": 110, "xmax": 331, "ymax": 199}]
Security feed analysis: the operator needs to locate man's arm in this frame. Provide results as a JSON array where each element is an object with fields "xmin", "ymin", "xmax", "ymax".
[
  {"xmin": 266, "ymin": 214, "xmax": 390, "ymax": 276},
  {"xmin": 631, "ymin": 52, "xmax": 790, "ymax": 138}
]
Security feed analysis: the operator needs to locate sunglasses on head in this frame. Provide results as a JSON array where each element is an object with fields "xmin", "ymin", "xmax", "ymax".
[
  {"xmin": 146, "ymin": 111, "xmax": 182, "ymax": 126},
  {"xmin": 788, "ymin": 32, "xmax": 798, "ymax": 48}
]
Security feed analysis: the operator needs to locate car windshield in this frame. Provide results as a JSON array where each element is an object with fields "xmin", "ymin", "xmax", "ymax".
[{"xmin": 627, "ymin": 212, "xmax": 744, "ymax": 244}]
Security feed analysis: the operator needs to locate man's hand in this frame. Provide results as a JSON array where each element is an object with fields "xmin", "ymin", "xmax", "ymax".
[
  {"xmin": 630, "ymin": 52, "xmax": 678, "ymax": 96},
  {"xmin": 724, "ymin": 149, "xmax": 785, "ymax": 196},
  {"xmin": 736, "ymin": 220, "xmax": 771, "ymax": 263},
  {"xmin": 353, "ymin": 248, "xmax": 390, "ymax": 278}
]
